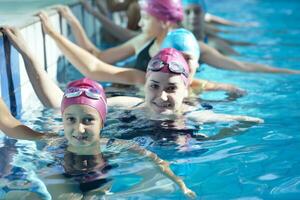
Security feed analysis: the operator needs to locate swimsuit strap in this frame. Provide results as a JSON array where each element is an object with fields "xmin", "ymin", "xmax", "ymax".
[{"xmin": 133, "ymin": 40, "xmax": 155, "ymax": 71}]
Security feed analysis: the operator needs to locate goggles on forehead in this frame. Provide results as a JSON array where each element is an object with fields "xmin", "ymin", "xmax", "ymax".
[
  {"xmin": 64, "ymin": 87, "xmax": 104, "ymax": 100},
  {"xmin": 147, "ymin": 59, "xmax": 189, "ymax": 78}
]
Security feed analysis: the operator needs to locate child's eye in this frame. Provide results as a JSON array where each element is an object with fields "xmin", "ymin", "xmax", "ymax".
[
  {"xmin": 150, "ymin": 84, "xmax": 159, "ymax": 89},
  {"xmin": 166, "ymin": 86, "xmax": 177, "ymax": 92},
  {"xmin": 66, "ymin": 117, "xmax": 76, "ymax": 123},
  {"xmin": 83, "ymin": 118, "xmax": 95, "ymax": 125}
]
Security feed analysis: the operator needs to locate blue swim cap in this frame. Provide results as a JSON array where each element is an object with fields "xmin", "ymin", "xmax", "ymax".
[
  {"xmin": 161, "ymin": 28, "xmax": 200, "ymax": 60},
  {"xmin": 182, "ymin": 0, "xmax": 207, "ymax": 12}
]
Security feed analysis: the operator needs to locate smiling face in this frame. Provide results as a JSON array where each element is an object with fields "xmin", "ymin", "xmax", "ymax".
[
  {"xmin": 144, "ymin": 72, "xmax": 188, "ymax": 116},
  {"xmin": 139, "ymin": 10, "xmax": 164, "ymax": 37},
  {"xmin": 63, "ymin": 104, "xmax": 102, "ymax": 148},
  {"xmin": 183, "ymin": 4, "xmax": 205, "ymax": 40}
]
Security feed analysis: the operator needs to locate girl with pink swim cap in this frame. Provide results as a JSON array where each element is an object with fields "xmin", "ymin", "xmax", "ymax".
[
  {"xmin": 2, "ymin": 27, "xmax": 263, "ymax": 138},
  {"xmin": 51, "ymin": 77, "xmax": 196, "ymax": 198},
  {"xmin": 0, "ymin": 28, "xmax": 197, "ymax": 199},
  {"xmin": 38, "ymin": 1, "xmax": 300, "ymax": 106},
  {"xmin": 38, "ymin": 6, "xmax": 249, "ymax": 97}
]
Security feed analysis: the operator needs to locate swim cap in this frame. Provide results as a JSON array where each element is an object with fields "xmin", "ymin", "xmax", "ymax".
[
  {"xmin": 182, "ymin": 0, "xmax": 207, "ymax": 12},
  {"xmin": 147, "ymin": 48, "xmax": 190, "ymax": 85},
  {"xmin": 140, "ymin": 0, "xmax": 184, "ymax": 23},
  {"xmin": 61, "ymin": 78, "xmax": 107, "ymax": 123},
  {"xmin": 161, "ymin": 28, "xmax": 200, "ymax": 60}
]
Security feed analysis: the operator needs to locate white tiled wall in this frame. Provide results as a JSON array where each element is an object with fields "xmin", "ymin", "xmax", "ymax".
[
  {"xmin": 44, "ymin": 13, "xmax": 63, "ymax": 73},
  {"xmin": 19, "ymin": 23, "xmax": 45, "ymax": 87},
  {"xmin": 1, "ymin": 0, "xmax": 100, "ymax": 114}
]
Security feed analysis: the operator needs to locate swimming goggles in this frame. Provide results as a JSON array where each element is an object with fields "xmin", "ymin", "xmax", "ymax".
[
  {"xmin": 147, "ymin": 59, "xmax": 189, "ymax": 78},
  {"xmin": 64, "ymin": 87, "xmax": 103, "ymax": 100}
]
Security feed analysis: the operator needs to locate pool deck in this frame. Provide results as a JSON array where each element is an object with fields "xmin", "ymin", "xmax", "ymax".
[{"xmin": 0, "ymin": 0, "xmax": 101, "ymax": 116}]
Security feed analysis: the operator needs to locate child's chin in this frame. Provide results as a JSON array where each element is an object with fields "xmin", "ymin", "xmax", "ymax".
[
  {"xmin": 72, "ymin": 140, "xmax": 90, "ymax": 147},
  {"xmin": 154, "ymin": 109, "xmax": 175, "ymax": 117},
  {"xmin": 160, "ymin": 110, "xmax": 174, "ymax": 115}
]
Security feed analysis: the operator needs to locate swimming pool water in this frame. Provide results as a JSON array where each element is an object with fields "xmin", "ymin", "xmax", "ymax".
[{"xmin": 1, "ymin": 0, "xmax": 300, "ymax": 199}]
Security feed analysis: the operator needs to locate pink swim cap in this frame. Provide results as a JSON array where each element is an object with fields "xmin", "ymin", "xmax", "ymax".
[
  {"xmin": 147, "ymin": 48, "xmax": 190, "ymax": 85},
  {"xmin": 140, "ymin": 0, "xmax": 184, "ymax": 23},
  {"xmin": 61, "ymin": 78, "xmax": 107, "ymax": 123}
]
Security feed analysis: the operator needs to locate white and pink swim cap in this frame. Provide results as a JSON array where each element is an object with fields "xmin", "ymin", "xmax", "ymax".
[
  {"xmin": 61, "ymin": 78, "xmax": 107, "ymax": 122},
  {"xmin": 140, "ymin": 0, "xmax": 184, "ymax": 23},
  {"xmin": 147, "ymin": 48, "xmax": 190, "ymax": 85}
]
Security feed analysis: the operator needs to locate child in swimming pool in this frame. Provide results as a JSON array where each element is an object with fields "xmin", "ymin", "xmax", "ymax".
[
  {"xmin": 38, "ymin": 9, "xmax": 247, "ymax": 97},
  {"xmin": 48, "ymin": 78, "xmax": 196, "ymax": 199},
  {"xmin": 182, "ymin": 0, "xmax": 255, "ymax": 56},
  {"xmin": 0, "ymin": 28, "xmax": 196, "ymax": 199},
  {"xmin": 160, "ymin": 28, "xmax": 247, "ymax": 98},
  {"xmin": 106, "ymin": 48, "xmax": 263, "ymax": 145}
]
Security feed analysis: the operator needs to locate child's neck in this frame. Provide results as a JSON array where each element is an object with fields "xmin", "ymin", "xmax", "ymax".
[{"xmin": 67, "ymin": 142, "xmax": 101, "ymax": 155}]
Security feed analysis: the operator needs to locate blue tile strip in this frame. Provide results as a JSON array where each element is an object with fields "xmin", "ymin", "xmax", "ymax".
[
  {"xmin": 10, "ymin": 44, "xmax": 22, "ymax": 116},
  {"xmin": 3, "ymin": 35, "xmax": 17, "ymax": 116},
  {"xmin": 42, "ymin": 27, "xmax": 48, "ymax": 72},
  {"xmin": 0, "ymin": 36, "xmax": 10, "ymax": 108}
]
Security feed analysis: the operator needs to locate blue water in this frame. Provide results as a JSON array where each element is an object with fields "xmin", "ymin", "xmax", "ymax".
[{"xmin": 1, "ymin": 0, "xmax": 300, "ymax": 199}]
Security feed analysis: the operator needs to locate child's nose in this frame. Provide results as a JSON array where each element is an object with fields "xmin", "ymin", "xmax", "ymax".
[
  {"xmin": 76, "ymin": 123, "xmax": 85, "ymax": 134},
  {"xmin": 160, "ymin": 91, "xmax": 168, "ymax": 101}
]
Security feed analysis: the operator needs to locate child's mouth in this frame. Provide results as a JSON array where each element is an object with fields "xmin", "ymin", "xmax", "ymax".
[
  {"xmin": 73, "ymin": 135, "xmax": 88, "ymax": 141},
  {"xmin": 153, "ymin": 102, "xmax": 171, "ymax": 108}
]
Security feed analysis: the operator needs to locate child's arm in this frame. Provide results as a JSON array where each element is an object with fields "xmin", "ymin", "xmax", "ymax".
[
  {"xmin": 190, "ymin": 79, "xmax": 246, "ymax": 97},
  {"xmin": 187, "ymin": 110, "xmax": 263, "ymax": 141},
  {"xmin": 205, "ymin": 13, "xmax": 243, "ymax": 27},
  {"xmin": 1, "ymin": 27, "xmax": 63, "ymax": 108},
  {"xmin": 207, "ymin": 34, "xmax": 240, "ymax": 56},
  {"xmin": 38, "ymin": 11, "xmax": 146, "ymax": 85},
  {"xmin": 208, "ymin": 121, "xmax": 261, "ymax": 140},
  {"xmin": 82, "ymin": 1, "xmax": 137, "ymax": 42},
  {"xmin": 113, "ymin": 139, "xmax": 196, "ymax": 199},
  {"xmin": 200, "ymin": 41, "xmax": 300, "ymax": 74},
  {"xmin": 0, "ymin": 98, "xmax": 45, "ymax": 140},
  {"xmin": 57, "ymin": 5, "xmax": 101, "ymax": 58},
  {"xmin": 106, "ymin": 0, "xmax": 136, "ymax": 12},
  {"xmin": 57, "ymin": 5, "xmax": 139, "ymax": 64},
  {"xmin": 187, "ymin": 110, "xmax": 263, "ymax": 124}
]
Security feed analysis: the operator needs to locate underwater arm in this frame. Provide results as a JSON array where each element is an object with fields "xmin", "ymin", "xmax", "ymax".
[
  {"xmin": 187, "ymin": 110, "xmax": 264, "ymax": 124},
  {"xmin": 208, "ymin": 121, "xmax": 260, "ymax": 140},
  {"xmin": 0, "ymin": 98, "xmax": 45, "ymax": 140},
  {"xmin": 1, "ymin": 27, "xmax": 63, "ymax": 108},
  {"xmin": 115, "ymin": 140, "xmax": 196, "ymax": 199},
  {"xmin": 200, "ymin": 42, "xmax": 300, "ymax": 74},
  {"xmin": 39, "ymin": 12, "xmax": 146, "ymax": 85},
  {"xmin": 132, "ymin": 145, "xmax": 196, "ymax": 198}
]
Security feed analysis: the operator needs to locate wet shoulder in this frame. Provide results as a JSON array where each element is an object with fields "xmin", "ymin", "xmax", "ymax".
[
  {"xmin": 107, "ymin": 96, "xmax": 143, "ymax": 108},
  {"xmin": 131, "ymin": 33, "xmax": 154, "ymax": 54}
]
